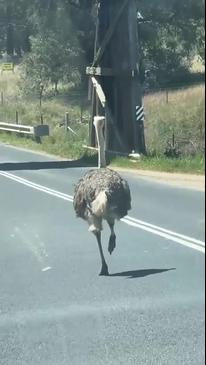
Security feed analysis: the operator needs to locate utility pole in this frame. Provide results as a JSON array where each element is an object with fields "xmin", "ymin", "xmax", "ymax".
[{"xmin": 88, "ymin": 0, "xmax": 146, "ymax": 154}]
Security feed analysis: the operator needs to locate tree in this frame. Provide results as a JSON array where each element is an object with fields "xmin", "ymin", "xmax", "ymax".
[
  {"xmin": 21, "ymin": 27, "xmax": 82, "ymax": 94},
  {"xmin": 0, "ymin": 0, "xmax": 31, "ymax": 56},
  {"xmin": 138, "ymin": 0, "xmax": 205, "ymax": 87},
  {"xmin": 0, "ymin": 0, "xmax": 204, "ymax": 89}
]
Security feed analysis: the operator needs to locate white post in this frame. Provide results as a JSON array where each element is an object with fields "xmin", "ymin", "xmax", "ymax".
[{"xmin": 93, "ymin": 116, "xmax": 106, "ymax": 168}]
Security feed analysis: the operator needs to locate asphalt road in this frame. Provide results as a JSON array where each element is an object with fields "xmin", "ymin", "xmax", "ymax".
[{"xmin": 0, "ymin": 144, "xmax": 205, "ymax": 365}]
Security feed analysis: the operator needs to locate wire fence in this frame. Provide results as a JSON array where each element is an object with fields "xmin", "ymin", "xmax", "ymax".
[
  {"xmin": 0, "ymin": 85, "xmax": 204, "ymax": 116},
  {"xmin": 143, "ymin": 82, "xmax": 205, "ymax": 102},
  {"xmin": 0, "ymin": 83, "xmax": 205, "ymax": 156},
  {"xmin": 143, "ymin": 83, "xmax": 205, "ymax": 156},
  {"xmin": 0, "ymin": 90, "xmax": 90, "ymax": 127}
]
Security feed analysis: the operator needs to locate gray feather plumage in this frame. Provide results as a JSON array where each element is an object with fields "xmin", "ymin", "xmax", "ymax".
[{"xmin": 73, "ymin": 168, "xmax": 131, "ymax": 221}]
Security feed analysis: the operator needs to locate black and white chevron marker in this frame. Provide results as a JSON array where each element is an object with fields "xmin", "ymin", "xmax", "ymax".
[{"xmin": 136, "ymin": 106, "xmax": 144, "ymax": 122}]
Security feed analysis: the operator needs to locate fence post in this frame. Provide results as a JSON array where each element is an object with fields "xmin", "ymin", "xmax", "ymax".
[
  {"xmin": 16, "ymin": 111, "xmax": 19, "ymax": 124},
  {"xmin": 65, "ymin": 112, "xmax": 69, "ymax": 132},
  {"xmin": 166, "ymin": 89, "xmax": 169, "ymax": 104},
  {"xmin": 80, "ymin": 98, "xmax": 83, "ymax": 124},
  {"xmin": 172, "ymin": 131, "xmax": 175, "ymax": 148}
]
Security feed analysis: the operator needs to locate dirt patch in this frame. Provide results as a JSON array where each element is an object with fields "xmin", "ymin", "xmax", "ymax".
[{"xmin": 115, "ymin": 168, "xmax": 205, "ymax": 191}]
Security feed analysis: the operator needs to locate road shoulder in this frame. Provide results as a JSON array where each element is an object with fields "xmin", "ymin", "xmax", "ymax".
[
  {"xmin": 114, "ymin": 167, "xmax": 205, "ymax": 191},
  {"xmin": 1, "ymin": 143, "xmax": 204, "ymax": 191}
]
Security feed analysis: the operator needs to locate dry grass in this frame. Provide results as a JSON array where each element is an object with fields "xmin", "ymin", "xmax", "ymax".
[
  {"xmin": 190, "ymin": 56, "xmax": 205, "ymax": 73},
  {"xmin": 144, "ymin": 84, "xmax": 205, "ymax": 155},
  {"xmin": 0, "ymin": 71, "xmax": 205, "ymax": 174},
  {"xmin": 0, "ymin": 71, "xmax": 20, "ymax": 96}
]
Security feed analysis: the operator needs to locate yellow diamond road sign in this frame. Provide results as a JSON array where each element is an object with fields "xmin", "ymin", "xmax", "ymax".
[{"xmin": 1, "ymin": 63, "xmax": 14, "ymax": 72}]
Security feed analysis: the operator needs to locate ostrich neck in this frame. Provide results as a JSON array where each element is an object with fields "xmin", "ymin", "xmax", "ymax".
[{"xmin": 95, "ymin": 123, "xmax": 106, "ymax": 168}]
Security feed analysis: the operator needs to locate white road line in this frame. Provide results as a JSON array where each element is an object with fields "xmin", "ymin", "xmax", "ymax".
[
  {"xmin": 0, "ymin": 171, "xmax": 73, "ymax": 202},
  {"xmin": 122, "ymin": 218, "xmax": 205, "ymax": 254},
  {"xmin": 126, "ymin": 216, "xmax": 205, "ymax": 247},
  {"xmin": 0, "ymin": 170, "xmax": 204, "ymax": 254}
]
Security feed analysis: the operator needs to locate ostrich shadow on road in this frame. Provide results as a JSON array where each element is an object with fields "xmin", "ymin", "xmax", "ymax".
[{"xmin": 109, "ymin": 268, "xmax": 176, "ymax": 279}]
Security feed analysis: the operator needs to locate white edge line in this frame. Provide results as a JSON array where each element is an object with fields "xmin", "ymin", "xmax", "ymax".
[
  {"xmin": 0, "ymin": 170, "xmax": 204, "ymax": 254},
  {"xmin": 122, "ymin": 218, "xmax": 205, "ymax": 254},
  {"xmin": 126, "ymin": 216, "xmax": 205, "ymax": 247},
  {"xmin": 0, "ymin": 171, "xmax": 73, "ymax": 202}
]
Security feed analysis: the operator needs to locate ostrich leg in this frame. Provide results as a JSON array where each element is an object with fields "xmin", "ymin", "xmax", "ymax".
[
  {"xmin": 94, "ymin": 231, "xmax": 109, "ymax": 276},
  {"xmin": 107, "ymin": 220, "xmax": 116, "ymax": 255}
]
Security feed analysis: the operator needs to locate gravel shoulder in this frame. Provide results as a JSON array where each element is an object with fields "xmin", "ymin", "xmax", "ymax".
[{"xmin": 114, "ymin": 168, "xmax": 205, "ymax": 191}]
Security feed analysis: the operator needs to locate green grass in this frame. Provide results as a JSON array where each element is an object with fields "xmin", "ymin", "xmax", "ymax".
[
  {"xmin": 0, "ymin": 72, "xmax": 90, "ymax": 159},
  {"xmin": 0, "ymin": 71, "xmax": 205, "ymax": 175},
  {"xmin": 0, "ymin": 132, "xmax": 204, "ymax": 174},
  {"xmin": 110, "ymin": 154, "xmax": 205, "ymax": 174},
  {"xmin": 0, "ymin": 129, "xmax": 87, "ymax": 160}
]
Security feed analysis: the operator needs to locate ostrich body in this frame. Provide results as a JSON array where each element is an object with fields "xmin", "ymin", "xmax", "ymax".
[{"xmin": 73, "ymin": 117, "xmax": 131, "ymax": 276}]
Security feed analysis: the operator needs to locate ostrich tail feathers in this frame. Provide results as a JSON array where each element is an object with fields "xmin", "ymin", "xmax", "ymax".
[{"xmin": 91, "ymin": 191, "xmax": 108, "ymax": 217}]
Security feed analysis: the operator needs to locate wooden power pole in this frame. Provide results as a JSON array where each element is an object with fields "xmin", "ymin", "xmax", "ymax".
[{"xmin": 87, "ymin": 0, "xmax": 146, "ymax": 154}]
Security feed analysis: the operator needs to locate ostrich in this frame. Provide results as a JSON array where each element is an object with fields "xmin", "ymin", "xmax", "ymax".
[{"xmin": 73, "ymin": 116, "xmax": 131, "ymax": 276}]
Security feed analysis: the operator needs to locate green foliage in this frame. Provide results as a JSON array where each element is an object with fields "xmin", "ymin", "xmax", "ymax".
[
  {"xmin": 0, "ymin": 130, "xmax": 204, "ymax": 174},
  {"xmin": 20, "ymin": 31, "xmax": 82, "ymax": 95},
  {"xmin": 0, "ymin": 0, "xmax": 204, "ymax": 88},
  {"xmin": 0, "ymin": 71, "xmax": 204, "ymax": 174},
  {"xmin": 138, "ymin": 0, "xmax": 205, "ymax": 86},
  {"xmin": 0, "ymin": 0, "xmax": 31, "ymax": 56},
  {"xmin": 111, "ymin": 154, "xmax": 204, "ymax": 175}
]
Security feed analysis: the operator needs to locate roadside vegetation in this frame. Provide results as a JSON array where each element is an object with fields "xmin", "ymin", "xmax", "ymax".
[
  {"xmin": 0, "ymin": 0, "xmax": 205, "ymax": 174},
  {"xmin": 0, "ymin": 72, "xmax": 204, "ymax": 174}
]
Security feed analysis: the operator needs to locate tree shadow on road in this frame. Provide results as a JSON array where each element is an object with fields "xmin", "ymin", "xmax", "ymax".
[
  {"xmin": 109, "ymin": 268, "xmax": 176, "ymax": 279},
  {"xmin": 0, "ymin": 154, "xmax": 98, "ymax": 171}
]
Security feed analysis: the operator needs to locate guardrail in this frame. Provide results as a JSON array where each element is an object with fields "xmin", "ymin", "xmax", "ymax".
[{"xmin": 0, "ymin": 123, "xmax": 49, "ymax": 142}]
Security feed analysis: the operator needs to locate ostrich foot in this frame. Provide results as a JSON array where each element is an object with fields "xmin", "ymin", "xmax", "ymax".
[
  {"xmin": 108, "ymin": 234, "xmax": 116, "ymax": 255},
  {"xmin": 99, "ymin": 264, "xmax": 109, "ymax": 276}
]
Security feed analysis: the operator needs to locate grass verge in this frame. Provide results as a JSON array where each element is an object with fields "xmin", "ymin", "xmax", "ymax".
[
  {"xmin": 110, "ymin": 154, "xmax": 205, "ymax": 175},
  {"xmin": 0, "ymin": 72, "xmax": 205, "ymax": 175},
  {"xmin": 0, "ymin": 132, "xmax": 204, "ymax": 175}
]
